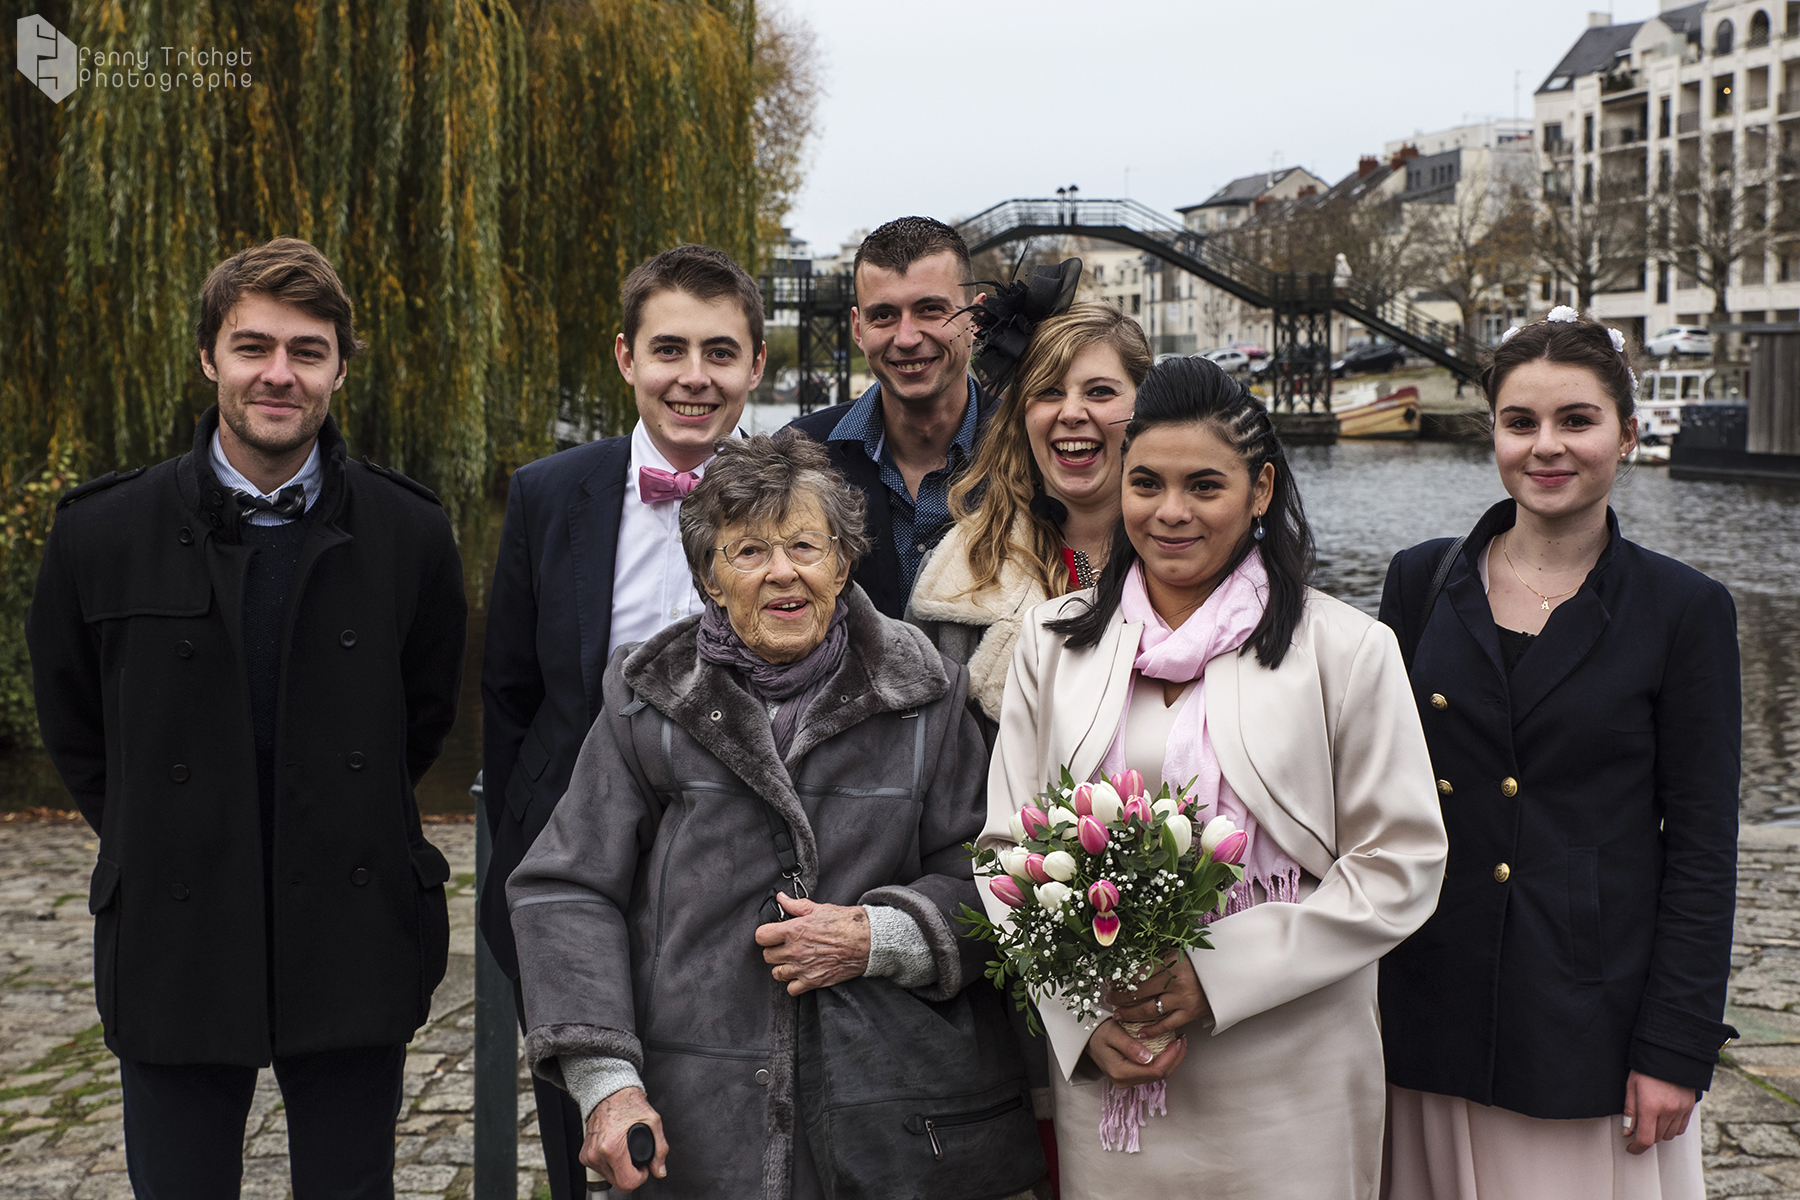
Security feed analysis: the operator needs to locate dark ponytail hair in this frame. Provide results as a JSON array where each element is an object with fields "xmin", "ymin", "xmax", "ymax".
[{"xmin": 1046, "ymin": 356, "xmax": 1315, "ymax": 669}]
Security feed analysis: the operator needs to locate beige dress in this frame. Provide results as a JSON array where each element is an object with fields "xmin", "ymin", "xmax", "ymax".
[
  {"xmin": 979, "ymin": 590, "xmax": 1449, "ymax": 1199},
  {"xmin": 1383, "ymin": 1085, "xmax": 1703, "ymax": 1200}
]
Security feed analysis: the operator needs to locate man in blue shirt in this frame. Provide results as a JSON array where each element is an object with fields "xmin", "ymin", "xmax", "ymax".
[{"xmin": 789, "ymin": 217, "xmax": 998, "ymax": 617}]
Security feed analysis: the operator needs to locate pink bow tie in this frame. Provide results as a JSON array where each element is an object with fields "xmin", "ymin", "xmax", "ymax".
[{"xmin": 638, "ymin": 466, "xmax": 699, "ymax": 503}]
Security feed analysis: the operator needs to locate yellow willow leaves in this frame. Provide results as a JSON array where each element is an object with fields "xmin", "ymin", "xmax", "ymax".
[{"xmin": 1, "ymin": 0, "xmax": 760, "ymax": 529}]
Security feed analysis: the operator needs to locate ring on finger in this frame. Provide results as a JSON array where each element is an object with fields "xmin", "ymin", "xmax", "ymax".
[{"xmin": 1155, "ymin": 995, "xmax": 1164, "ymax": 1017}]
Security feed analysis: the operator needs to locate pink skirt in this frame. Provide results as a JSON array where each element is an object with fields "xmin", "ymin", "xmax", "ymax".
[{"xmin": 1382, "ymin": 1085, "xmax": 1703, "ymax": 1200}]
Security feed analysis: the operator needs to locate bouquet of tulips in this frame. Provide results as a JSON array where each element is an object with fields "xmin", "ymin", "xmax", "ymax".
[{"xmin": 961, "ymin": 767, "xmax": 1247, "ymax": 1032}]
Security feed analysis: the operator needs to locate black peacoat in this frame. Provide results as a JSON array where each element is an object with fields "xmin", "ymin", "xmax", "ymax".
[
  {"xmin": 1377, "ymin": 499, "xmax": 1740, "ymax": 1119},
  {"xmin": 26, "ymin": 407, "xmax": 467, "ymax": 1066}
]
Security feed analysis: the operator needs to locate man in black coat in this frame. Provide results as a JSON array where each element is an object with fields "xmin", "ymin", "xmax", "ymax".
[
  {"xmin": 480, "ymin": 244, "xmax": 765, "ymax": 1196},
  {"xmin": 787, "ymin": 217, "xmax": 997, "ymax": 617},
  {"xmin": 27, "ymin": 238, "xmax": 466, "ymax": 1199}
]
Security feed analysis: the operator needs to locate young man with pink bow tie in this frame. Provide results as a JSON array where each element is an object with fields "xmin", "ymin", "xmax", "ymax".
[{"xmin": 479, "ymin": 243, "xmax": 765, "ymax": 1199}]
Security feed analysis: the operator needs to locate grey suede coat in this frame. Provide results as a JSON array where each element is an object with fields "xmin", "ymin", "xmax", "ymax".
[{"xmin": 508, "ymin": 585, "xmax": 988, "ymax": 1200}]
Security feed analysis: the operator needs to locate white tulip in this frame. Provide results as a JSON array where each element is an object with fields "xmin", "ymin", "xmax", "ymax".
[
  {"xmin": 1153, "ymin": 796, "xmax": 1178, "ymax": 817},
  {"xmin": 1200, "ymin": 815, "xmax": 1238, "ymax": 855},
  {"xmin": 1165, "ymin": 812, "xmax": 1193, "ymax": 856},
  {"xmin": 998, "ymin": 847, "xmax": 1029, "ymax": 877},
  {"xmin": 1047, "ymin": 805, "xmax": 1079, "ymax": 830},
  {"xmin": 1042, "ymin": 850, "xmax": 1077, "ymax": 882},
  {"xmin": 1008, "ymin": 812, "xmax": 1027, "ymax": 843},
  {"xmin": 1034, "ymin": 881, "xmax": 1072, "ymax": 912},
  {"xmin": 1088, "ymin": 782, "xmax": 1124, "ymax": 824}
]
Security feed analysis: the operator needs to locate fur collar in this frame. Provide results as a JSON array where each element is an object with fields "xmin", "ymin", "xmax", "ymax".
[{"xmin": 908, "ymin": 516, "xmax": 1044, "ymax": 626}]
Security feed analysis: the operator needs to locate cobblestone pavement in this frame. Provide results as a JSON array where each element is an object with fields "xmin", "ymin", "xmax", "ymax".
[
  {"xmin": 0, "ymin": 818, "xmax": 553, "ymax": 1200},
  {"xmin": 10, "ymin": 818, "xmax": 1800, "ymax": 1197}
]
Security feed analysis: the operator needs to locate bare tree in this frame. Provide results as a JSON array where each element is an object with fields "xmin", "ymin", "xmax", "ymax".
[
  {"xmin": 1317, "ymin": 193, "xmax": 1424, "ymax": 308},
  {"xmin": 1411, "ymin": 164, "xmax": 1537, "ymax": 336},
  {"xmin": 1537, "ymin": 160, "xmax": 1648, "ymax": 310},
  {"xmin": 752, "ymin": 4, "xmax": 824, "ymax": 248},
  {"xmin": 1654, "ymin": 149, "xmax": 1783, "ymax": 319}
]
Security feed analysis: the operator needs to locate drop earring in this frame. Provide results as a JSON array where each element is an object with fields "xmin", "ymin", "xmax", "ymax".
[{"xmin": 1253, "ymin": 515, "xmax": 1266, "ymax": 541}]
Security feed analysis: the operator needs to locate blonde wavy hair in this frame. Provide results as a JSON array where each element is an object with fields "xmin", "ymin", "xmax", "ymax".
[{"xmin": 948, "ymin": 303, "xmax": 1152, "ymax": 599}]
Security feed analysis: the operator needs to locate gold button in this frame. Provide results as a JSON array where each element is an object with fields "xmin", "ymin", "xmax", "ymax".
[
  {"xmin": 1500, "ymin": 777, "xmax": 1518, "ymax": 797},
  {"xmin": 1430, "ymin": 693, "xmax": 1448, "ymax": 710},
  {"xmin": 1437, "ymin": 779, "xmax": 1454, "ymax": 796},
  {"xmin": 1493, "ymin": 863, "xmax": 1511, "ymax": 883}
]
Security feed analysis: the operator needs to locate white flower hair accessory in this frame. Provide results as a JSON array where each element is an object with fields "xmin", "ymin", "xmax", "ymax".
[
  {"xmin": 1500, "ymin": 326, "xmax": 1522, "ymax": 344},
  {"xmin": 1607, "ymin": 327, "xmax": 1627, "ymax": 352},
  {"xmin": 1546, "ymin": 305, "xmax": 1580, "ymax": 323}
]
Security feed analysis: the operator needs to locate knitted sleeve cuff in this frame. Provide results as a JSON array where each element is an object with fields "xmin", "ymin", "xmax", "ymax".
[
  {"xmin": 561, "ymin": 1054, "xmax": 645, "ymax": 1124},
  {"xmin": 862, "ymin": 904, "xmax": 938, "ymax": 989}
]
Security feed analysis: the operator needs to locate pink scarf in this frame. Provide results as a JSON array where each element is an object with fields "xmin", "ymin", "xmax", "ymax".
[{"xmin": 1095, "ymin": 550, "xmax": 1303, "ymax": 1152}]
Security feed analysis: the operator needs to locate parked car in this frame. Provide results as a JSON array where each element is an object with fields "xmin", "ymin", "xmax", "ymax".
[
  {"xmin": 1331, "ymin": 341, "xmax": 1406, "ymax": 378},
  {"xmin": 1200, "ymin": 348, "xmax": 1251, "ymax": 374},
  {"xmin": 1230, "ymin": 341, "xmax": 1270, "ymax": 360},
  {"xmin": 1644, "ymin": 325, "xmax": 1714, "ymax": 357}
]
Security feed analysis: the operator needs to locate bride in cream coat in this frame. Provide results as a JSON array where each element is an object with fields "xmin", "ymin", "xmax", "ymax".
[{"xmin": 979, "ymin": 358, "xmax": 1448, "ymax": 1198}]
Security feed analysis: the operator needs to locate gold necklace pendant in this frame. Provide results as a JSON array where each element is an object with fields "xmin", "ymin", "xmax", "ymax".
[{"xmin": 1540, "ymin": 598, "xmax": 1551, "ymax": 611}]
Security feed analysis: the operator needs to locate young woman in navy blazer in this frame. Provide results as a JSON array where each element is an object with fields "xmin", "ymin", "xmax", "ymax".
[{"xmin": 1377, "ymin": 311, "xmax": 1740, "ymax": 1200}]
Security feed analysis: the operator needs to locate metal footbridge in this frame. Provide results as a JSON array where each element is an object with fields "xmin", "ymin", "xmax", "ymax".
[{"xmin": 956, "ymin": 198, "xmax": 1484, "ymax": 411}]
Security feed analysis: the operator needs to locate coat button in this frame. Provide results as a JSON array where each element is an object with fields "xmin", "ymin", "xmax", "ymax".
[
  {"xmin": 754, "ymin": 1068, "xmax": 770, "ymax": 1086},
  {"xmin": 348, "ymin": 752, "xmax": 366, "ymax": 770},
  {"xmin": 207, "ymin": 489, "xmax": 224, "ymax": 507},
  {"xmin": 1500, "ymin": 777, "xmax": 1519, "ymax": 797},
  {"xmin": 1436, "ymin": 779, "xmax": 1454, "ymax": 796},
  {"xmin": 340, "ymin": 629, "xmax": 357, "ymax": 648},
  {"xmin": 177, "ymin": 527, "xmax": 194, "ymax": 545},
  {"xmin": 1493, "ymin": 863, "xmax": 1511, "ymax": 883},
  {"xmin": 171, "ymin": 883, "xmax": 190, "ymax": 900},
  {"xmin": 350, "ymin": 867, "xmax": 370, "ymax": 886},
  {"xmin": 176, "ymin": 641, "xmax": 193, "ymax": 659},
  {"xmin": 170, "ymin": 764, "xmax": 189, "ymax": 783},
  {"xmin": 710, "ymin": 710, "xmax": 723, "ymax": 721},
  {"xmin": 1429, "ymin": 693, "xmax": 1448, "ymax": 710}
]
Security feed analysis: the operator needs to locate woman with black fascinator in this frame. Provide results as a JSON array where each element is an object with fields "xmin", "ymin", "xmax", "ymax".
[
  {"xmin": 975, "ymin": 357, "xmax": 1446, "ymax": 1196},
  {"xmin": 909, "ymin": 283, "xmax": 1150, "ymax": 731}
]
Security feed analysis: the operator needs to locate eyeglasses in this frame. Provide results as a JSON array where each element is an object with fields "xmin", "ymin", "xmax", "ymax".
[{"xmin": 713, "ymin": 531, "xmax": 837, "ymax": 572}]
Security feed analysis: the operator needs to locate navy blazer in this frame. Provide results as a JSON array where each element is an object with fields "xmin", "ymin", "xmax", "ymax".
[
  {"xmin": 479, "ymin": 436, "xmax": 630, "ymax": 977},
  {"xmin": 1377, "ymin": 499, "xmax": 1740, "ymax": 1118}
]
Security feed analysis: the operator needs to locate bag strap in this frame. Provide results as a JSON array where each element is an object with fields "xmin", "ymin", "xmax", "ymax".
[{"xmin": 1406, "ymin": 535, "xmax": 1468, "ymax": 669}]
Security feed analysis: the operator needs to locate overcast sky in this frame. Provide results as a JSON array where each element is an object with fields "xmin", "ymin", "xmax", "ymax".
[{"xmin": 780, "ymin": 0, "xmax": 1660, "ymax": 254}]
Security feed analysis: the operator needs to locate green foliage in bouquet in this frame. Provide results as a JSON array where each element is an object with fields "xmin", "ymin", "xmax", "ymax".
[{"xmin": 959, "ymin": 766, "xmax": 1244, "ymax": 1033}]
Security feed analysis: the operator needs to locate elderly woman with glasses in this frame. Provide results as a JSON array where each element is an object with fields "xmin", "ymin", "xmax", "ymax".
[{"xmin": 507, "ymin": 430, "xmax": 1028, "ymax": 1198}]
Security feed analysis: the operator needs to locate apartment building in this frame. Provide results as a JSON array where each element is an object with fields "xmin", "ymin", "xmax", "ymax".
[{"xmin": 1535, "ymin": 1, "xmax": 1800, "ymax": 341}]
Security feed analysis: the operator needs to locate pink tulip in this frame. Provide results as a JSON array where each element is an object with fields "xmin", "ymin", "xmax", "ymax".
[
  {"xmin": 1092, "ymin": 913, "xmax": 1121, "ymax": 947},
  {"xmin": 1020, "ymin": 806, "xmax": 1050, "ymax": 837},
  {"xmin": 989, "ymin": 875, "xmax": 1026, "ymax": 908},
  {"xmin": 1087, "ymin": 879, "xmax": 1119, "ymax": 913},
  {"xmin": 1213, "ymin": 829, "xmax": 1249, "ymax": 865},
  {"xmin": 1024, "ymin": 853, "xmax": 1050, "ymax": 884},
  {"xmin": 1124, "ymin": 797, "xmax": 1153, "ymax": 824},
  {"xmin": 1071, "ymin": 782, "xmax": 1095, "ymax": 816},
  {"xmin": 1078, "ymin": 815, "xmax": 1109, "ymax": 854},
  {"xmin": 1114, "ymin": 769, "xmax": 1147, "ymax": 802}
]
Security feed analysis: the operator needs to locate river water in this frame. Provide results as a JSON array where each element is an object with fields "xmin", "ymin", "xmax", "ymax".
[{"xmin": 5, "ymin": 438, "xmax": 1797, "ymax": 824}]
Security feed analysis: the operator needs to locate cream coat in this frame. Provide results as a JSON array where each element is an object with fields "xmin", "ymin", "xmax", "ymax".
[
  {"xmin": 978, "ymin": 587, "xmax": 1447, "ymax": 1199},
  {"xmin": 907, "ymin": 517, "xmax": 1051, "ymax": 722}
]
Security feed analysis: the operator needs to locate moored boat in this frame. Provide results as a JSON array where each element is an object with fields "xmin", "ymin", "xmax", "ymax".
[{"xmin": 1334, "ymin": 385, "xmax": 1421, "ymax": 440}]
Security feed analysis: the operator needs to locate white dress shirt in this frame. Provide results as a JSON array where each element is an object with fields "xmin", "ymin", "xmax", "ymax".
[
  {"xmin": 210, "ymin": 431, "xmax": 323, "ymax": 526},
  {"xmin": 607, "ymin": 422, "xmax": 710, "ymax": 658}
]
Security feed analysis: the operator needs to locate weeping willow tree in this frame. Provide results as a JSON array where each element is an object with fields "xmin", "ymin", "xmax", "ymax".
[{"xmin": 0, "ymin": 0, "xmax": 760, "ymax": 744}]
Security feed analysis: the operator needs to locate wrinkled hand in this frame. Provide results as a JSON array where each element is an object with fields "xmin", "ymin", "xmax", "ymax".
[
  {"xmin": 1622, "ymin": 1070, "xmax": 1696, "ymax": 1155},
  {"xmin": 1087, "ymin": 1020, "xmax": 1188, "ymax": 1086},
  {"xmin": 1104, "ymin": 952, "xmax": 1210, "ymax": 1043},
  {"xmin": 579, "ymin": 1088, "xmax": 668, "ymax": 1190},
  {"xmin": 754, "ymin": 894, "xmax": 870, "ymax": 995}
]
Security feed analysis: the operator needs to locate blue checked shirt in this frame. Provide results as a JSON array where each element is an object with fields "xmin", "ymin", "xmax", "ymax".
[{"xmin": 828, "ymin": 377, "xmax": 982, "ymax": 599}]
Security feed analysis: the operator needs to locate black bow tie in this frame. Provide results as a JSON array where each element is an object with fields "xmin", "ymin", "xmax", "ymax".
[{"xmin": 234, "ymin": 484, "xmax": 306, "ymax": 519}]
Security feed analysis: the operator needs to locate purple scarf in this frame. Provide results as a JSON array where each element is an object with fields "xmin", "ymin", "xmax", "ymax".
[{"xmin": 695, "ymin": 598, "xmax": 850, "ymax": 757}]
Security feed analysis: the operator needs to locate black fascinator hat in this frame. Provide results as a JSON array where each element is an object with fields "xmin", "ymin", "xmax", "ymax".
[{"xmin": 967, "ymin": 257, "xmax": 1082, "ymax": 394}]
